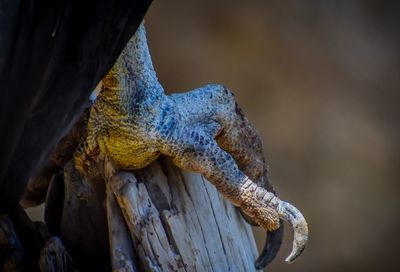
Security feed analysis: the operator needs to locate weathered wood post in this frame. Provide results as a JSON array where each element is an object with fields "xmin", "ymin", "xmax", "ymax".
[
  {"xmin": 109, "ymin": 158, "xmax": 260, "ymax": 271},
  {"xmin": 53, "ymin": 155, "xmax": 257, "ymax": 271},
  {"xmin": 53, "ymin": 157, "xmax": 260, "ymax": 271}
]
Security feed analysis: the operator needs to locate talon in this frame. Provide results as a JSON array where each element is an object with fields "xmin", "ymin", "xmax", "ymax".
[
  {"xmin": 277, "ymin": 200, "xmax": 308, "ymax": 263},
  {"xmin": 239, "ymin": 178, "xmax": 308, "ymax": 264}
]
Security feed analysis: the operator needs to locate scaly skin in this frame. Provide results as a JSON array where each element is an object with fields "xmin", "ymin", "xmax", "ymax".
[{"xmin": 74, "ymin": 23, "xmax": 308, "ymax": 266}]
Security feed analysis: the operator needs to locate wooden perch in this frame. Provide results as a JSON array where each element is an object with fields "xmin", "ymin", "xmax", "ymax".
[
  {"xmin": 43, "ymin": 156, "xmax": 260, "ymax": 271},
  {"xmin": 107, "ymin": 157, "xmax": 260, "ymax": 271},
  {"xmin": 106, "ymin": 173, "xmax": 138, "ymax": 272}
]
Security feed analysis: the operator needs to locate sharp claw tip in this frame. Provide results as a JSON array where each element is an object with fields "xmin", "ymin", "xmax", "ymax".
[
  {"xmin": 284, "ymin": 244, "xmax": 306, "ymax": 264},
  {"xmin": 285, "ymin": 257, "xmax": 294, "ymax": 264},
  {"xmin": 284, "ymin": 253, "xmax": 298, "ymax": 264}
]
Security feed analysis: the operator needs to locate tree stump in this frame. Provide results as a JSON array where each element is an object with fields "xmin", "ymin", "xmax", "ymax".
[{"xmin": 50, "ymin": 157, "xmax": 260, "ymax": 271}]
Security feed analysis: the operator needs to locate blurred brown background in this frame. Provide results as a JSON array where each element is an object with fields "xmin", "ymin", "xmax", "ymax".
[{"xmin": 144, "ymin": 1, "xmax": 400, "ymax": 271}]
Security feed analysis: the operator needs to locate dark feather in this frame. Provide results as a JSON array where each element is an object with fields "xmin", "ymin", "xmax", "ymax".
[{"xmin": 0, "ymin": 0, "xmax": 152, "ymax": 214}]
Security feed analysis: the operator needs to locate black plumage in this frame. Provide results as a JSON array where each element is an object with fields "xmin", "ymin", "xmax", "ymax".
[{"xmin": 0, "ymin": 0, "xmax": 152, "ymax": 214}]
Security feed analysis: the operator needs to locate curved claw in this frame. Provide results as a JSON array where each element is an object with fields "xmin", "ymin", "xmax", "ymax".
[
  {"xmin": 238, "ymin": 178, "xmax": 308, "ymax": 265},
  {"xmin": 255, "ymin": 221, "xmax": 284, "ymax": 270},
  {"xmin": 277, "ymin": 200, "xmax": 308, "ymax": 263}
]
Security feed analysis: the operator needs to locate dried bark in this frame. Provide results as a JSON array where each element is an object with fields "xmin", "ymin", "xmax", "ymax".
[
  {"xmin": 106, "ymin": 175, "xmax": 138, "ymax": 272},
  {"xmin": 52, "ymin": 162, "xmax": 111, "ymax": 271},
  {"xmin": 108, "ymin": 157, "xmax": 260, "ymax": 271},
  {"xmin": 43, "ymin": 155, "xmax": 260, "ymax": 271}
]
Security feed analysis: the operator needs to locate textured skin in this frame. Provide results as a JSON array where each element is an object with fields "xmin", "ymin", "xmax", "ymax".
[{"xmin": 74, "ymin": 24, "xmax": 281, "ymax": 231}]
